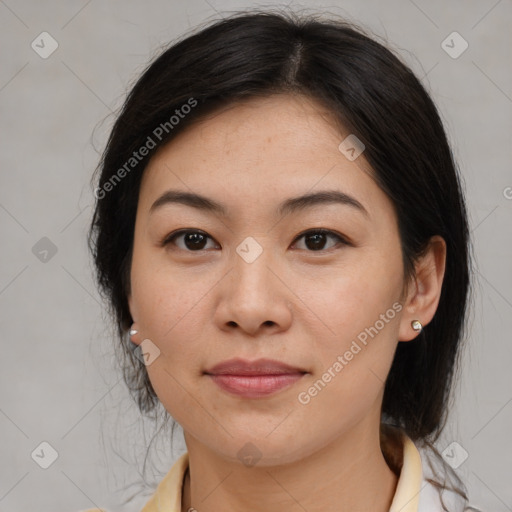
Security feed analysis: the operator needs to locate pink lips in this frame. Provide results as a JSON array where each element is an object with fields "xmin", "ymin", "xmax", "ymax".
[{"xmin": 205, "ymin": 358, "xmax": 307, "ymax": 398}]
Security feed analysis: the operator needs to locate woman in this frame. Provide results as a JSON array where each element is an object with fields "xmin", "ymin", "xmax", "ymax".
[{"xmin": 86, "ymin": 9, "xmax": 480, "ymax": 512}]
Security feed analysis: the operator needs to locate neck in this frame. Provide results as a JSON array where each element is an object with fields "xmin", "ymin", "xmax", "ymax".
[{"xmin": 181, "ymin": 421, "xmax": 399, "ymax": 512}]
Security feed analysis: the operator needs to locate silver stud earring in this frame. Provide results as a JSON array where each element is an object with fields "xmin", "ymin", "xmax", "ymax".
[
  {"xmin": 129, "ymin": 326, "xmax": 138, "ymax": 337},
  {"xmin": 411, "ymin": 320, "xmax": 423, "ymax": 332}
]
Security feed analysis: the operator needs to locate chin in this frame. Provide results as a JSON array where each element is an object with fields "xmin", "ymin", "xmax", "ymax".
[{"xmin": 198, "ymin": 430, "xmax": 320, "ymax": 468}]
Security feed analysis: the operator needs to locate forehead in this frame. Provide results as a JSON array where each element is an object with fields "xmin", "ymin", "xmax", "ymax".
[
  {"xmin": 138, "ymin": 94, "xmax": 393, "ymax": 224},
  {"xmin": 147, "ymin": 94, "xmax": 352, "ymax": 170}
]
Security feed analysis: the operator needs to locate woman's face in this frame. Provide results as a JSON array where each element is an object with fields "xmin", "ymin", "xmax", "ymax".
[{"xmin": 128, "ymin": 94, "xmax": 412, "ymax": 465}]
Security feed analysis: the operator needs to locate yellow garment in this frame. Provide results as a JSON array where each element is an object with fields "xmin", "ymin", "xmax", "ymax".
[{"xmin": 82, "ymin": 430, "xmax": 423, "ymax": 512}]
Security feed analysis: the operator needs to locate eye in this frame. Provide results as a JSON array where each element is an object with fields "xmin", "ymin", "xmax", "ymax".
[
  {"xmin": 291, "ymin": 229, "xmax": 349, "ymax": 252},
  {"xmin": 161, "ymin": 229, "xmax": 218, "ymax": 251},
  {"xmin": 161, "ymin": 228, "xmax": 349, "ymax": 253}
]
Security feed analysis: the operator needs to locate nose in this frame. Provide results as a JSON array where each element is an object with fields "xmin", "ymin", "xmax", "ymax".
[{"xmin": 213, "ymin": 242, "xmax": 293, "ymax": 337}]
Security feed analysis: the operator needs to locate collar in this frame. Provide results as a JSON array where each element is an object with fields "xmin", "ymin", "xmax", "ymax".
[
  {"xmin": 140, "ymin": 451, "xmax": 188, "ymax": 512},
  {"xmin": 388, "ymin": 429, "xmax": 423, "ymax": 512},
  {"xmin": 140, "ymin": 429, "xmax": 424, "ymax": 512}
]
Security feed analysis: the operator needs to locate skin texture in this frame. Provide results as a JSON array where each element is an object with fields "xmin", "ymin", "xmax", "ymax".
[{"xmin": 128, "ymin": 94, "xmax": 446, "ymax": 512}]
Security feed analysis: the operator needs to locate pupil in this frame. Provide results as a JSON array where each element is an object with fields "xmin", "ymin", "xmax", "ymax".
[
  {"xmin": 306, "ymin": 233, "xmax": 325, "ymax": 250},
  {"xmin": 186, "ymin": 233, "xmax": 206, "ymax": 250}
]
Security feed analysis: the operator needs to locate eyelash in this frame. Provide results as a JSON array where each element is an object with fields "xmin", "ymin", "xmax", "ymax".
[{"xmin": 160, "ymin": 228, "xmax": 350, "ymax": 253}]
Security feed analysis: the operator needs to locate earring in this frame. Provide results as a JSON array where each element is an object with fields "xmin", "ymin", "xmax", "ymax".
[
  {"xmin": 411, "ymin": 320, "xmax": 423, "ymax": 332},
  {"xmin": 129, "ymin": 324, "xmax": 139, "ymax": 345}
]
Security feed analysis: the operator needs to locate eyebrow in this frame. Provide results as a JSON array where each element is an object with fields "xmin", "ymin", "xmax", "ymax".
[{"xmin": 149, "ymin": 189, "xmax": 369, "ymax": 219}]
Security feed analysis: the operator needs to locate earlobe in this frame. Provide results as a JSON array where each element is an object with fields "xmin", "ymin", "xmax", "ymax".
[
  {"xmin": 398, "ymin": 235, "xmax": 447, "ymax": 342},
  {"xmin": 127, "ymin": 295, "xmax": 141, "ymax": 345},
  {"xmin": 129, "ymin": 323, "xmax": 141, "ymax": 346}
]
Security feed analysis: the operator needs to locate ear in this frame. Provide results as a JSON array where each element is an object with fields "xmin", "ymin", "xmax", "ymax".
[
  {"xmin": 127, "ymin": 293, "xmax": 142, "ymax": 346},
  {"xmin": 398, "ymin": 235, "xmax": 447, "ymax": 342},
  {"xmin": 128, "ymin": 292, "xmax": 139, "ymax": 325},
  {"xmin": 128, "ymin": 292, "xmax": 134, "ymax": 318}
]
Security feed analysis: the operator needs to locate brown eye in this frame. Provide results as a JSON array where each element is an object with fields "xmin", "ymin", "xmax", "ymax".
[
  {"xmin": 292, "ymin": 229, "xmax": 348, "ymax": 251},
  {"xmin": 162, "ymin": 230, "xmax": 218, "ymax": 251},
  {"xmin": 161, "ymin": 228, "xmax": 349, "ymax": 253}
]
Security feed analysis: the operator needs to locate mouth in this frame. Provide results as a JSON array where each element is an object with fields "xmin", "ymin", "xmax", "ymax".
[{"xmin": 204, "ymin": 358, "xmax": 308, "ymax": 398}]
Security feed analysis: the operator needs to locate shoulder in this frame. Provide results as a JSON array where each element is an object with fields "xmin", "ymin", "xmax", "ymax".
[
  {"xmin": 414, "ymin": 442, "xmax": 479, "ymax": 512},
  {"xmin": 77, "ymin": 509, "xmax": 109, "ymax": 512},
  {"xmin": 75, "ymin": 453, "xmax": 189, "ymax": 512},
  {"xmin": 385, "ymin": 425, "xmax": 479, "ymax": 512},
  {"xmin": 417, "ymin": 478, "xmax": 467, "ymax": 512}
]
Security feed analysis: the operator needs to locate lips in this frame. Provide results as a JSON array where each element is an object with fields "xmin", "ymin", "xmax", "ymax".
[
  {"xmin": 205, "ymin": 357, "xmax": 307, "ymax": 376},
  {"xmin": 204, "ymin": 358, "xmax": 308, "ymax": 398}
]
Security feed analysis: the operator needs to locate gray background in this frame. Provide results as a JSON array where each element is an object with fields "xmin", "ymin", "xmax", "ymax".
[{"xmin": 1, "ymin": 0, "xmax": 511, "ymax": 511}]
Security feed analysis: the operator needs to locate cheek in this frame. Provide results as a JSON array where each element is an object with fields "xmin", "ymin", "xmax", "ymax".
[
  {"xmin": 294, "ymin": 286, "xmax": 401, "ymax": 435},
  {"xmin": 293, "ymin": 249, "xmax": 403, "ymax": 402},
  {"xmin": 294, "ymin": 248, "xmax": 403, "ymax": 347},
  {"xmin": 130, "ymin": 246, "xmax": 207, "ymax": 340},
  {"xmin": 130, "ymin": 269, "xmax": 211, "ymax": 426}
]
